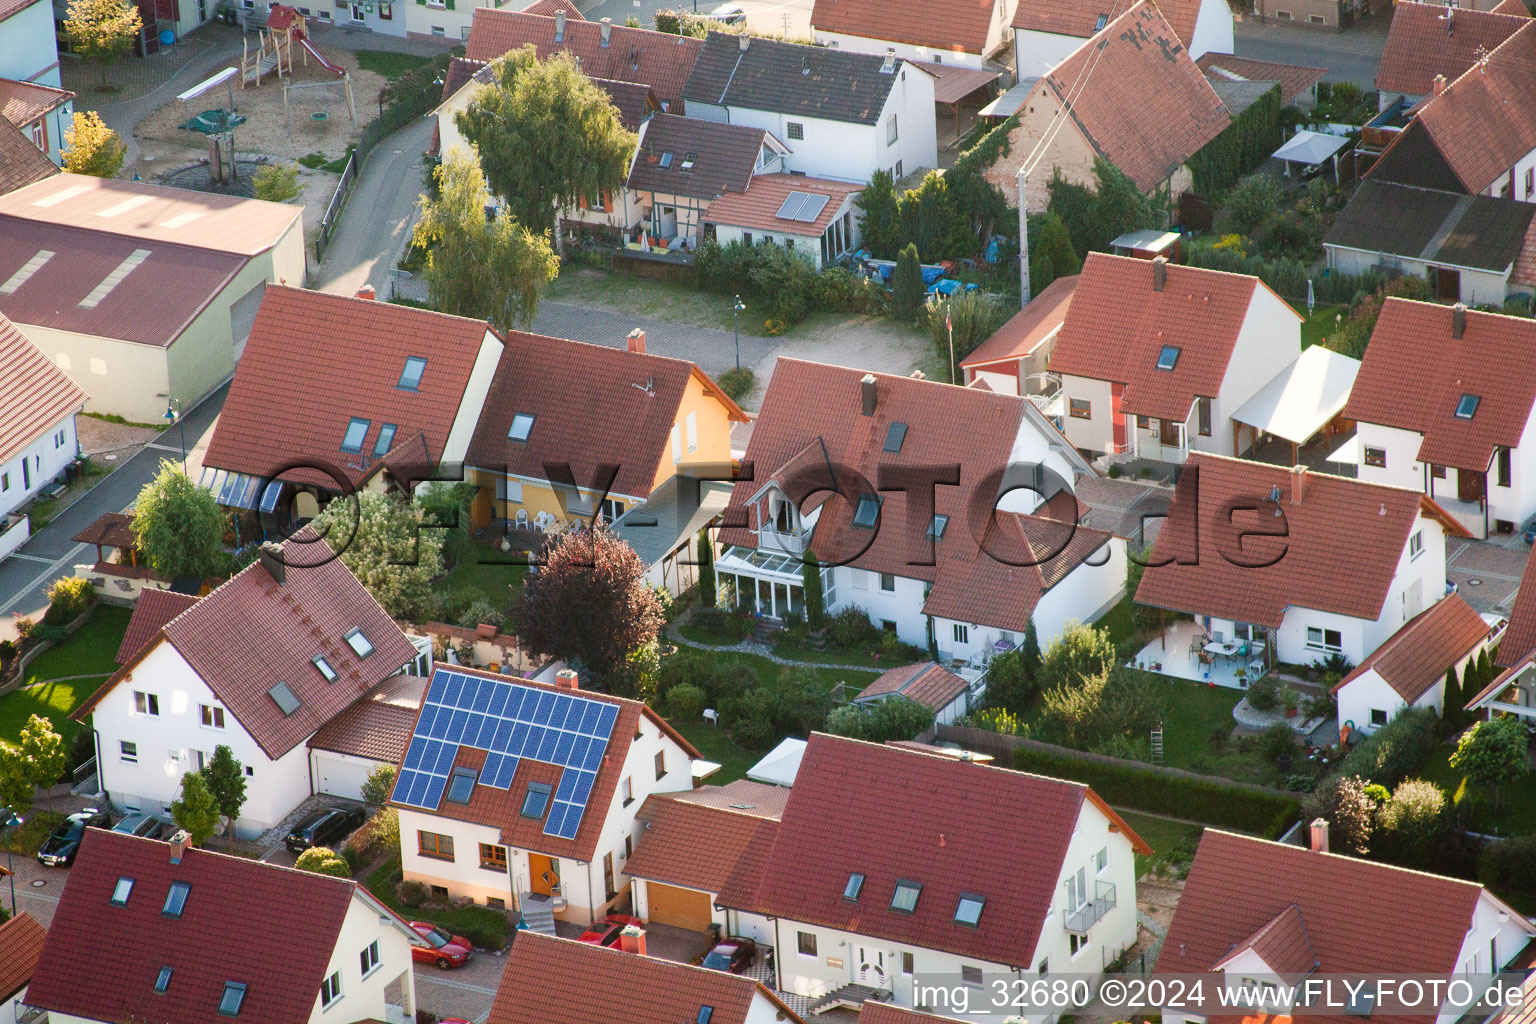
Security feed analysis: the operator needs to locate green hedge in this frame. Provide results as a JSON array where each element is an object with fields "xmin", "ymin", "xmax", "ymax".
[
  {"xmin": 1184, "ymin": 236, "xmax": 1387, "ymax": 304},
  {"xmin": 1011, "ymin": 746, "xmax": 1300, "ymax": 838},
  {"xmin": 1188, "ymin": 83, "xmax": 1283, "ymax": 196}
]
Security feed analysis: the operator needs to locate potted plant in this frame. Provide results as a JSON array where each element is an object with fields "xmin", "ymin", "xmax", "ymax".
[{"xmin": 1281, "ymin": 685, "xmax": 1299, "ymax": 718}]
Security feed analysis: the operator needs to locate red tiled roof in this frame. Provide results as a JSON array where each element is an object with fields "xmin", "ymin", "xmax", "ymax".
[
  {"xmin": 464, "ymin": 9, "xmax": 702, "ymax": 104},
  {"xmin": 466, "ymin": 330, "xmax": 746, "ymax": 501},
  {"xmin": 114, "ymin": 588, "xmax": 200, "ymax": 665},
  {"xmin": 1376, "ymin": 1, "xmax": 1528, "ymax": 97},
  {"xmin": 703, "ymin": 173, "xmax": 862, "ymax": 237},
  {"xmin": 0, "ymin": 114, "xmax": 57, "ymax": 196},
  {"xmin": 1490, "ymin": 0, "xmax": 1530, "ymax": 15},
  {"xmin": 720, "ymin": 359, "xmax": 1111, "ymax": 633},
  {"xmin": 1014, "ymin": 0, "xmax": 1204, "ymax": 49},
  {"xmin": 667, "ymin": 777, "xmax": 791, "ymax": 817},
  {"xmin": 1514, "ymin": 216, "xmax": 1536, "ymax": 288},
  {"xmin": 1049, "ymin": 253, "xmax": 1272, "ymax": 422},
  {"xmin": 521, "ymin": 0, "xmax": 585, "ymax": 17},
  {"xmin": 810, "ymin": 0, "xmax": 997, "ymax": 56},
  {"xmin": 1211, "ymin": 904, "xmax": 1319, "ymax": 978},
  {"xmin": 0, "ymin": 309, "xmax": 87, "ymax": 466},
  {"xmin": 72, "ymin": 510, "xmax": 136, "ymax": 549},
  {"xmin": 0, "ymin": 912, "xmax": 46, "ymax": 1003},
  {"xmin": 78, "ymin": 529, "xmax": 419, "ymax": 760},
  {"xmin": 860, "ymin": 1005, "xmax": 958, "ymax": 1024},
  {"xmin": 0, "ymin": 0, "xmax": 43, "ymax": 23},
  {"xmin": 625, "ymin": 791, "xmax": 780, "ymax": 893},
  {"xmin": 1038, "ymin": 2, "xmax": 1230, "ymax": 194},
  {"xmin": 1136, "ymin": 454, "xmax": 1460, "ymax": 627},
  {"xmin": 856, "ymin": 661, "xmax": 969, "ymax": 712},
  {"xmin": 1343, "ymin": 298, "xmax": 1536, "ymax": 472},
  {"xmin": 1157, "ymin": 830, "xmax": 1499, "ymax": 1024},
  {"xmin": 1399, "ymin": 22, "xmax": 1536, "ymax": 194},
  {"xmin": 490, "ymin": 933, "xmax": 801, "ymax": 1024},
  {"xmin": 0, "ymin": 79, "xmax": 71, "ymax": 128},
  {"xmin": 202, "ymin": 286, "xmax": 495, "ymax": 490},
  {"xmin": 1195, "ymin": 54, "xmax": 1326, "ymax": 105},
  {"xmin": 961, "ymin": 274, "xmax": 1076, "ymax": 369},
  {"xmin": 719, "ymin": 734, "xmax": 1146, "ymax": 966},
  {"xmin": 308, "ymin": 675, "xmax": 425, "ymax": 762},
  {"xmin": 1496, "ymin": 552, "xmax": 1536, "ymax": 667},
  {"xmin": 908, "ymin": 61, "xmax": 1002, "ymax": 105},
  {"xmin": 1334, "ymin": 594, "xmax": 1492, "ymax": 703},
  {"xmin": 392, "ymin": 667, "xmax": 701, "ymax": 863},
  {"xmin": 26, "ymin": 830, "xmax": 364, "ymax": 1024}
]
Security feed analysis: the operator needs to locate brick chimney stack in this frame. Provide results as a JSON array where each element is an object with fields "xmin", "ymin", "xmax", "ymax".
[
  {"xmin": 619, "ymin": 924, "xmax": 648, "ymax": 955},
  {"xmin": 169, "ymin": 830, "xmax": 192, "ymax": 864},
  {"xmin": 259, "ymin": 541, "xmax": 286, "ymax": 585},
  {"xmin": 1452, "ymin": 302, "xmax": 1467, "ymax": 339},
  {"xmin": 860, "ymin": 373, "xmax": 877, "ymax": 416},
  {"xmin": 626, "ymin": 328, "xmax": 646, "ymax": 354},
  {"xmin": 554, "ymin": 8, "xmax": 566, "ymax": 40},
  {"xmin": 555, "ymin": 669, "xmax": 579, "ymax": 691},
  {"xmin": 355, "ymin": 284, "xmax": 376, "ymax": 300},
  {"xmin": 1152, "ymin": 255, "xmax": 1168, "ymax": 292},
  {"xmin": 1309, "ymin": 818, "xmax": 1329, "ymax": 853},
  {"xmin": 1433, "ymin": 73, "xmax": 1447, "ymax": 96}
]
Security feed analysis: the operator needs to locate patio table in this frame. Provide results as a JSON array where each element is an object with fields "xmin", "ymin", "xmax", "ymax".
[{"xmin": 1204, "ymin": 641, "xmax": 1239, "ymax": 657}]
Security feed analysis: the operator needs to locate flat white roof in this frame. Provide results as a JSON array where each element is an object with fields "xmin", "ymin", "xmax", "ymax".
[
  {"xmin": 1232, "ymin": 344, "xmax": 1361, "ymax": 445},
  {"xmin": 746, "ymin": 736, "xmax": 804, "ymax": 787}
]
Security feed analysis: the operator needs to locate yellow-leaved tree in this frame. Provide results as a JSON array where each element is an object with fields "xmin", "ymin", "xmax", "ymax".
[
  {"xmin": 64, "ymin": 0, "xmax": 142, "ymax": 65},
  {"xmin": 61, "ymin": 110, "xmax": 127, "ymax": 178}
]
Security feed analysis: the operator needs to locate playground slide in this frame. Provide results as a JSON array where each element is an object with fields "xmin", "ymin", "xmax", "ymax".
[{"xmin": 298, "ymin": 36, "xmax": 345, "ymax": 77}]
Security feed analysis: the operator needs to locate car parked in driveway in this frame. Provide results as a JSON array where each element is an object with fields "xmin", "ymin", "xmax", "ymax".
[
  {"xmin": 702, "ymin": 937, "xmax": 757, "ymax": 973},
  {"xmin": 111, "ymin": 812, "xmax": 165, "ymax": 839},
  {"xmin": 578, "ymin": 913, "xmax": 643, "ymax": 946},
  {"xmin": 410, "ymin": 922, "xmax": 473, "ymax": 969},
  {"xmin": 37, "ymin": 808, "xmax": 112, "ymax": 867},
  {"xmin": 284, "ymin": 806, "xmax": 366, "ymax": 854}
]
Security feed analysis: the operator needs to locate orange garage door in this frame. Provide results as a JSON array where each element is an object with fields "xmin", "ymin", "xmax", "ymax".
[{"xmin": 646, "ymin": 882, "xmax": 714, "ymax": 931}]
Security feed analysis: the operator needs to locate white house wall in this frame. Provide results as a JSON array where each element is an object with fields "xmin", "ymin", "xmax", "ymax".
[
  {"xmin": 1029, "ymin": 538, "xmax": 1126, "ymax": 645},
  {"xmin": 1012, "ymin": 28, "xmax": 1087, "ymax": 80},
  {"xmin": 1204, "ymin": 286, "xmax": 1301, "ymax": 458},
  {"xmin": 1482, "ymin": 144, "xmax": 1536, "ymax": 203},
  {"xmin": 1353, "ymin": 422, "xmax": 1426, "ymax": 492},
  {"xmin": 0, "ymin": 412, "xmax": 77, "ymax": 519},
  {"xmin": 1058, "ymin": 375, "xmax": 1115, "ymax": 455},
  {"xmin": 1325, "ymin": 244, "xmax": 1510, "ymax": 307},
  {"xmin": 442, "ymin": 331, "xmax": 507, "ymax": 467},
  {"xmin": 829, "ymin": 567, "xmax": 930, "ymax": 649},
  {"xmin": 0, "ymin": 0, "xmax": 63, "ymax": 85},
  {"xmin": 813, "ymin": 30, "xmax": 990, "ymax": 69},
  {"xmin": 308, "ymin": 895, "xmax": 418, "ymax": 1024},
  {"xmin": 1185, "ymin": 0, "xmax": 1234, "ymax": 59},
  {"xmin": 405, "ymin": 0, "xmax": 492, "ymax": 41},
  {"xmin": 1026, "ymin": 798, "xmax": 1140, "ymax": 979}
]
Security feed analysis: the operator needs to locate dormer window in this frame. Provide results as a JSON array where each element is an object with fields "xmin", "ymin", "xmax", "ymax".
[
  {"xmin": 1455, "ymin": 394, "xmax": 1479, "ymax": 419},
  {"xmin": 111, "ymin": 876, "xmax": 134, "ymax": 905},
  {"xmin": 508, "ymin": 412, "xmax": 535, "ymax": 442},
  {"xmin": 843, "ymin": 872, "xmax": 865, "ymax": 901},
  {"xmin": 955, "ymin": 892, "xmax": 986, "ymax": 926},
  {"xmin": 312, "ymin": 655, "xmax": 337, "ymax": 682},
  {"xmin": 346, "ymin": 629, "xmax": 374, "ymax": 658},
  {"xmin": 853, "ymin": 493, "xmax": 881, "ymax": 529},
  {"xmin": 397, "ymin": 356, "xmax": 427, "ymax": 391},
  {"xmin": 891, "ymin": 879, "xmax": 922, "ymax": 913},
  {"xmin": 1156, "ymin": 345, "xmax": 1180, "ymax": 371}
]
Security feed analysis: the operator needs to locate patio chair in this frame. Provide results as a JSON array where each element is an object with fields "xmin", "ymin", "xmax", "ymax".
[{"xmin": 514, "ymin": 508, "xmax": 530, "ymax": 530}]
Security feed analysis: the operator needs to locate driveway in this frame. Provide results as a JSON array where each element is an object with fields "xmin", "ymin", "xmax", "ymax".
[
  {"xmin": 1446, "ymin": 537, "xmax": 1529, "ymax": 618},
  {"xmin": 414, "ymin": 945, "xmax": 507, "ymax": 1023},
  {"xmin": 1, "ymin": 847, "xmax": 69, "ymax": 929},
  {"xmin": 1233, "ymin": 13, "xmax": 1390, "ymax": 87}
]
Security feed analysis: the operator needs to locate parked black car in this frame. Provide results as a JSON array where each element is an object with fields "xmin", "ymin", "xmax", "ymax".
[
  {"xmin": 285, "ymin": 806, "xmax": 366, "ymax": 854},
  {"xmin": 38, "ymin": 808, "xmax": 112, "ymax": 867}
]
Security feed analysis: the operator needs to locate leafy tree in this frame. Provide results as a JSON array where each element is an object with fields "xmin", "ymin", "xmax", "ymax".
[
  {"xmin": 1375, "ymin": 778, "xmax": 1448, "ymax": 868},
  {"xmin": 509, "ymin": 526, "xmax": 665, "ymax": 678},
  {"xmin": 1476, "ymin": 649, "xmax": 1494, "ymax": 692},
  {"xmin": 1305, "ymin": 774, "xmax": 1376, "ymax": 856},
  {"xmin": 802, "ymin": 549, "xmax": 825, "ymax": 630},
  {"xmin": 1037, "ymin": 620, "xmax": 1117, "ymax": 692},
  {"xmin": 896, "ymin": 171, "xmax": 972, "ymax": 259},
  {"xmin": 892, "ymin": 243, "xmax": 925, "ymax": 321},
  {"xmin": 131, "ymin": 461, "xmax": 227, "ymax": 580},
  {"xmin": 171, "ymin": 771, "xmax": 221, "ymax": 846},
  {"xmin": 251, "ymin": 163, "xmax": 300, "ymax": 203},
  {"xmin": 294, "ymin": 846, "xmax": 352, "ymax": 877},
  {"xmin": 1046, "ymin": 158, "xmax": 1158, "ymax": 259},
  {"xmin": 198, "ymin": 745, "xmax": 246, "ymax": 836},
  {"xmin": 43, "ymin": 576, "xmax": 94, "ymax": 626},
  {"xmin": 413, "ymin": 151, "xmax": 559, "ymax": 334},
  {"xmin": 698, "ymin": 533, "xmax": 716, "ymax": 608},
  {"xmin": 825, "ymin": 696, "xmax": 935, "ymax": 742},
  {"xmin": 18, "ymin": 716, "xmax": 66, "ymax": 811},
  {"xmin": 416, "ymin": 481, "xmax": 477, "ymax": 567},
  {"xmin": 1223, "ymin": 173, "xmax": 1282, "ymax": 236},
  {"xmin": 983, "ymin": 648, "xmax": 1036, "ymax": 714},
  {"xmin": 63, "ymin": 0, "xmax": 141, "ymax": 64},
  {"xmin": 455, "ymin": 46, "xmax": 637, "ymax": 255},
  {"xmin": 1450, "ymin": 716, "xmax": 1529, "ymax": 810},
  {"xmin": 1035, "ymin": 664, "xmax": 1162, "ymax": 750},
  {"xmin": 361, "ymin": 763, "xmax": 397, "ymax": 809},
  {"xmin": 855, "ymin": 169, "xmax": 900, "ymax": 257},
  {"xmin": 926, "ymin": 290, "xmax": 1009, "ymax": 381},
  {"xmin": 61, "ymin": 111, "xmax": 126, "ymax": 178},
  {"xmin": 0, "ymin": 742, "xmax": 36, "ymax": 817},
  {"xmin": 1027, "ymin": 210, "xmax": 1081, "ymax": 294},
  {"xmin": 311, "ymin": 492, "xmax": 443, "ymax": 619},
  {"xmin": 1441, "ymin": 666, "xmax": 1463, "ymax": 729}
]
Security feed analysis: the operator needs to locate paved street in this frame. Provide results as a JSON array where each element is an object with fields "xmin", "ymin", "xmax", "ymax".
[{"xmin": 1233, "ymin": 13, "xmax": 1390, "ymax": 87}]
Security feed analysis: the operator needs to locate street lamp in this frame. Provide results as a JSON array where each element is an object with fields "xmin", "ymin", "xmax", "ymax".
[
  {"xmin": 732, "ymin": 294, "xmax": 746, "ymax": 371},
  {"xmin": 164, "ymin": 398, "xmax": 187, "ymax": 469},
  {"xmin": 1, "ymin": 807, "xmax": 21, "ymax": 917}
]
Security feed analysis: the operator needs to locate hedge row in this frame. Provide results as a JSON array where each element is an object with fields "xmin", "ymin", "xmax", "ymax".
[
  {"xmin": 1011, "ymin": 746, "xmax": 1300, "ymax": 838},
  {"xmin": 1184, "ymin": 237, "xmax": 1388, "ymax": 304}
]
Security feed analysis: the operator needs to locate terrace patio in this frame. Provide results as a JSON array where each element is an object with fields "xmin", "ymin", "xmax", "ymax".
[{"xmin": 1131, "ymin": 619, "xmax": 1270, "ymax": 690}]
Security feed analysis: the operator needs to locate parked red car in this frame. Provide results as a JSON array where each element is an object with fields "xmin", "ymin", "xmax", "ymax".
[
  {"xmin": 410, "ymin": 922, "xmax": 473, "ymax": 969},
  {"xmin": 578, "ymin": 913, "xmax": 643, "ymax": 946}
]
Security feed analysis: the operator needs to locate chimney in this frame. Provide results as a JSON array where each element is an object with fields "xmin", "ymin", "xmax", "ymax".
[
  {"xmin": 738, "ymin": 32, "xmax": 750, "ymax": 51},
  {"xmin": 259, "ymin": 541, "xmax": 286, "ymax": 585},
  {"xmin": 600, "ymin": 16, "xmax": 612, "ymax": 46},
  {"xmin": 1290, "ymin": 464, "xmax": 1306, "ymax": 505},
  {"xmin": 1452, "ymin": 302, "xmax": 1467, "ymax": 339},
  {"xmin": 355, "ymin": 284, "xmax": 376, "ymax": 300},
  {"xmin": 1309, "ymin": 818, "xmax": 1329, "ymax": 854},
  {"xmin": 859, "ymin": 372, "xmax": 877, "ymax": 416},
  {"xmin": 169, "ymin": 829, "xmax": 192, "ymax": 864},
  {"xmin": 555, "ymin": 668, "xmax": 579, "ymax": 691},
  {"xmin": 619, "ymin": 924, "xmax": 647, "ymax": 955},
  {"xmin": 626, "ymin": 327, "xmax": 646, "ymax": 354},
  {"xmin": 882, "ymin": 47, "xmax": 896, "ymax": 71},
  {"xmin": 1433, "ymin": 73, "xmax": 1447, "ymax": 96},
  {"xmin": 554, "ymin": 8, "xmax": 566, "ymax": 41},
  {"xmin": 1152, "ymin": 255, "xmax": 1168, "ymax": 292}
]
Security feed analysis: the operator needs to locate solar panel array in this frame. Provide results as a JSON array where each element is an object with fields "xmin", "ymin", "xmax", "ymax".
[
  {"xmin": 392, "ymin": 669, "xmax": 619, "ymax": 840},
  {"xmin": 775, "ymin": 191, "xmax": 830, "ymax": 223}
]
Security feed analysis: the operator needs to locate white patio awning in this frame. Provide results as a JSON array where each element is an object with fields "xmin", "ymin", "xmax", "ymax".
[
  {"xmin": 1327, "ymin": 434, "xmax": 1360, "ymax": 465},
  {"xmin": 746, "ymin": 737, "xmax": 804, "ymax": 787},
  {"xmin": 1232, "ymin": 345, "xmax": 1361, "ymax": 445},
  {"xmin": 1272, "ymin": 129, "xmax": 1349, "ymax": 166}
]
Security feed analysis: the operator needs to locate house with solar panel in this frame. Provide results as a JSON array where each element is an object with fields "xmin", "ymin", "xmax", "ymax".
[
  {"xmin": 390, "ymin": 664, "xmax": 705, "ymax": 927},
  {"xmin": 72, "ymin": 532, "xmax": 426, "ymax": 839}
]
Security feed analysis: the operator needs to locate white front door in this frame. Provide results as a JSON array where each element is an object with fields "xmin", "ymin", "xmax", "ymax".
[
  {"xmin": 855, "ymin": 946, "xmax": 887, "ymax": 987},
  {"xmin": 351, "ymin": 4, "xmax": 365, "ymax": 20}
]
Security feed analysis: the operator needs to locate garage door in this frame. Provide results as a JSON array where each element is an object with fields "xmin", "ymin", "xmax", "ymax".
[
  {"xmin": 647, "ymin": 882, "xmax": 714, "ymax": 931},
  {"xmin": 313, "ymin": 751, "xmax": 376, "ymax": 801}
]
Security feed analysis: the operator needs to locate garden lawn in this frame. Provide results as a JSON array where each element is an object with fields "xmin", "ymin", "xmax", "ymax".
[
  {"xmin": 364, "ymin": 856, "xmax": 510, "ymax": 950},
  {"xmin": 435, "ymin": 540, "xmax": 529, "ymax": 613},
  {"xmin": 1288, "ymin": 301, "xmax": 1346, "ymax": 349},
  {"xmin": 667, "ymin": 717, "xmax": 758, "ymax": 784},
  {"xmin": 354, "ymin": 50, "xmax": 436, "ymax": 80},
  {"xmin": 1421, "ymin": 746, "xmax": 1536, "ymax": 837},
  {"xmin": 1150, "ymin": 677, "xmax": 1244, "ymax": 771},
  {"xmin": 1114, "ymin": 808, "xmax": 1203, "ymax": 879},
  {"xmin": 23, "ymin": 604, "xmax": 131, "ymax": 682}
]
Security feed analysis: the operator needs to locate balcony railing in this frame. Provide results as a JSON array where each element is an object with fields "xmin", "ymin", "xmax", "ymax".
[{"xmin": 1064, "ymin": 880, "xmax": 1116, "ymax": 934}]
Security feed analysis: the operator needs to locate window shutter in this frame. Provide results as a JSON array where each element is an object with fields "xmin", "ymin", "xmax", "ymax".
[{"xmin": 444, "ymin": 0, "xmax": 453, "ymax": 9}]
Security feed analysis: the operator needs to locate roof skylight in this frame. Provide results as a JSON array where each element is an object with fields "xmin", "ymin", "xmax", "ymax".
[
  {"xmin": 111, "ymin": 876, "xmax": 134, "ymax": 906},
  {"xmin": 346, "ymin": 629, "xmax": 374, "ymax": 658},
  {"xmin": 521, "ymin": 781, "xmax": 553, "ymax": 819},
  {"xmin": 1156, "ymin": 345, "xmax": 1180, "ymax": 371},
  {"xmin": 853, "ymin": 494, "xmax": 881, "ymax": 529},
  {"xmin": 154, "ymin": 966, "xmax": 173, "ymax": 993},
  {"xmin": 659, "ymin": 151, "xmax": 674, "ymax": 168},
  {"xmin": 341, "ymin": 417, "xmax": 370, "ymax": 453},
  {"xmin": 927, "ymin": 514, "xmax": 949, "ymax": 541},
  {"xmin": 397, "ymin": 356, "xmax": 427, "ymax": 391},
  {"xmin": 843, "ymin": 872, "xmax": 865, "ymax": 901},
  {"xmin": 891, "ymin": 879, "xmax": 922, "ymax": 914},
  {"xmin": 0, "ymin": 249, "xmax": 54, "ymax": 295},
  {"xmin": 508, "ymin": 412, "xmax": 535, "ymax": 442},
  {"xmin": 884, "ymin": 422, "xmax": 908, "ymax": 453},
  {"xmin": 1455, "ymin": 394, "xmax": 1479, "ymax": 419},
  {"xmin": 374, "ymin": 423, "xmax": 398, "ymax": 457},
  {"xmin": 268, "ymin": 681, "xmax": 301, "ymax": 715},
  {"xmin": 163, "ymin": 880, "xmax": 190, "ymax": 917},
  {"xmin": 312, "ymin": 655, "xmax": 337, "ymax": 682},
  {"xmin": 954, "ymin": 892, "xmax": 985, "ymax": 927},
  {"xmin": 78, "ymin": 248, "xmax": 151, "ymax": 309},
  {"xmin": 447, "ymin": 767, "xmax": 477, "ymax": 804},
  {"xmin": 219, "ymin": 981, "xmax": 247, "ymax": 1017}
]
